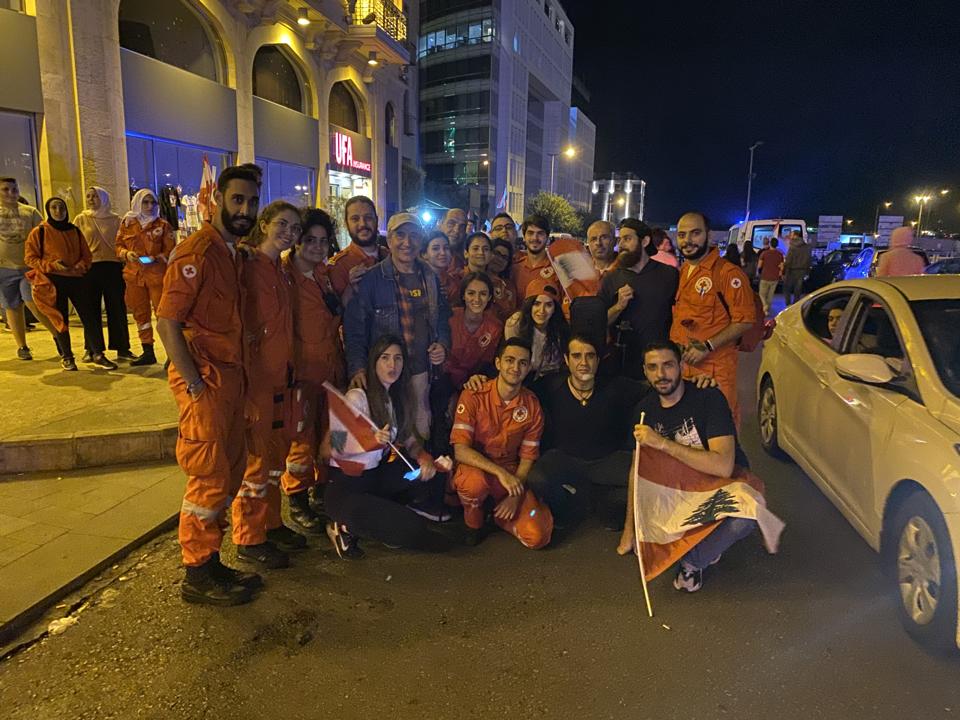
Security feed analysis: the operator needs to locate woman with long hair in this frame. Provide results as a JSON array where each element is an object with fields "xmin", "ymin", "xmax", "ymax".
[
  {"xmin": 231, "ymin": 200, "xmax": 306, "ymax": 570},
  {"xmin": 280, "ymin": 207, "xmax": 346, "ymax": 532},
  {"xmin": 420, "ymin": 230, "xmax": 458, "ymax": 302},
  {"xmin": 504, "ymin": 276, "xmax": 568, "ymax": 383},
  {"xmin": 116, "ymin": 188, "xmax": 175, "ymax": 366},
  {"xmin": 325, "ymin": 335, "xmax": 457, "ymax": 559},
  {"xmin": 449, "ymin": 232, "xmax": 516, "ymax": 320},
  {"xmin": 445, "ymin": 271, "xmax": 503, "ymax": 388},
  {"xmin": 488, "ymin": 237, "xmax": 514, "ymax": 281}
]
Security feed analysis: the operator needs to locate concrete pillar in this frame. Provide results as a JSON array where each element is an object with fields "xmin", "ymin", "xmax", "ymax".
[{"xmin": 235, "ymin": 44, "xmax": 255, "ymax": 164}]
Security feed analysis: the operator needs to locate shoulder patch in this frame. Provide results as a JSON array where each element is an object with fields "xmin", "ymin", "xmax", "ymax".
[
  {"xmin": 730, "ymin": 277, "xmax": 742, "ymax": 289},
  {"xmin": 181, "ymin": 264, "xmax": 198, "ymax": 279},
  {"xmin": 456, "ymin": 403, "xmax": 466, "ymax": 415}
]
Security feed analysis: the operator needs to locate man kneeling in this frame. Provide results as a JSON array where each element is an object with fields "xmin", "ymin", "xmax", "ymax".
[{"xmin": 451, "ymin": 338, "xmax": 553, "ymax": 548}]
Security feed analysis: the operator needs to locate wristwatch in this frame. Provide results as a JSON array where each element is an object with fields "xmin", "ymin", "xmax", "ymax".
[{"xmin": 704, "ymin": 339, "xmax": 715, "ymax": 352}]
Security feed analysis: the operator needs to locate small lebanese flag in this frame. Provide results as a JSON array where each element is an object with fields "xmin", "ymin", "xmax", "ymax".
[
  {"xmin": 197, "ymin": 154, "xmax": 216, "ymax": 224},
  {"xmin": 633, "ymin": 447, "xmax": 785, "ymax": 581},
  {"xmin": 546, "ymin": 237, "xmax": 600, "ymax": 300},
  {"xmin": 323, "ymin": 382, "xmax": 383, "ymax": 477}
]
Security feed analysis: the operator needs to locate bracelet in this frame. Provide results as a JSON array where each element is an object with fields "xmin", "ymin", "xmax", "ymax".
[
  {"xmin": 705, "ymin": 339, "xmax": 715, "ymax": 352},
  {"xmin": 187, "ymin": 377, "xmax": 204, "ymax": 394}
]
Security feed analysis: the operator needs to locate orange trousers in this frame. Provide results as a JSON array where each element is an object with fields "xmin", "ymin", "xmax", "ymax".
[
  {"xmin": 232, "ymin": 385, "xmax": 291, "ymax": 546},
  {"xmin": 173, "ymin": 365, "xmax": 246, "ymax": 567},
  {"xmin": 125, "ymin": 273, "xmax": 163, "ymax": 344},
  {"xmin": 451, "ymin": 464, "xmax": 553, "ymax": 549},
  {"xmin": 685, "ymin": 351, "xmax": 740, "ymax": 429},
  {"xmin": 281, "ymin": 382, "xmax": 328, "ymax": 496}
]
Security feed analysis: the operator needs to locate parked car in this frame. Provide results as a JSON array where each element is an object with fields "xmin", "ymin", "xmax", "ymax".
[
  {"xmin": 806, "ymin": 248, "xmax": 862, "ymax": 291},
  {"xmin": 842, "ymin": 246, "xmax": 876, "ymax": 280},
  {"xmin": 925, "ymin": 257, "xmax": 960, "ymax": 275},
  {"xmin": 757, "ymin": 276, "xmax": 960, "ymax": 649},
  {"xmin": 728, "ymin": 218, "xmax": 808, "ymax": 251}
]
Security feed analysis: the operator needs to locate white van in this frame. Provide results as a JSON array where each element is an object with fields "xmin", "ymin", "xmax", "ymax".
[{"xmin": 728, "ymin": 218, "xmax": 808, "ymax": 251}]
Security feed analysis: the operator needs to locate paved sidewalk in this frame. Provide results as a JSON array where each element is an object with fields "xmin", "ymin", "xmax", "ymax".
[{"xmin": 0, "ymin": 461, "xmax": 182, "ymax": 642}]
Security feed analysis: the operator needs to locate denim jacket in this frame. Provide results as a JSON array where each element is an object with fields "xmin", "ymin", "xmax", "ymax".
[{"xmin": 343, "ymin": 256, "xmax": 452, "ymax": 377}]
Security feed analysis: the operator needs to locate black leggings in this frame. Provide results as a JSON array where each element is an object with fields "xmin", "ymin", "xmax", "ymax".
[
  {"xmin": 51, "ymin": 274, "xmax": 105, "ymax": 355},
  {"xmin": 85, "ymin": 262, "xmax": 130, "ymax": 352},
  {"xmin": 324, "ymin": 462, "xmax": 451, "ymax": 552}
]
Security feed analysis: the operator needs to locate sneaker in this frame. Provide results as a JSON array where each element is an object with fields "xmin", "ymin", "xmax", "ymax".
[
  {"xmin": 266, "ymin": 524, "xmax": 308, "ymax": 552},
  {"xmin": 81, "ymin": 351, "xmax": 93, "ymax": 363},
  {"xmin": 116, "ymin": 349, "xmax": 139, "ymax": 361},
  {"xmin": 407, "ymin": 498, "xmax": 453, "ymax": 523},
  {"xmin": 91, "ymin": 353, "xmax": 118, "ymax": 370},
  {"xmin": 61, "ymin": 356, "xmax": 78, "ymax": 371},
  {"xmin": 16, "ymin": 346, "xmax": 32, "ymax": 361},
  {"xmin": 236, "ymin": 541, "xmax": 290, "ymax": 569},
  {"xmin": 326, "ymin": 522, "xmax": 364, "ymax": 559},
  {"xmin": 209, "ymin": 555, "xmax": 263, "ymax": 590},
  {"xmin": 673, "ymin": 561, "xmax": 703, "ymax": 593}
]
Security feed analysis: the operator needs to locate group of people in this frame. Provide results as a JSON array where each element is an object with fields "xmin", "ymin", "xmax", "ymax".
[
  {"xmin": 0, "ymin": 176, "xmax": 177, "ymax": 370},
  {"xmin": 149, "ymin": 163, "xmax": 765, "ymax": 608}
]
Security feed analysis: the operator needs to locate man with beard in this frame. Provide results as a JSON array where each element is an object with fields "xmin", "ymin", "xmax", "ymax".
[
  {"xmin": 670, "ymin": 212, "xmax": 755, "ymax": 426},
  {"xmin": 157, "ymin": 166, "xmax": 263, "ymax": 606},
  {"xmin": 511, "ymin": 214, "xmax": 555, "ymax": 301},
  {"xmin": 327, "ymin": 196, "xmax": 386, "ymax": 300},
  {"xmin": 599, "ymin": 219, "xmax": 678, "ymax": 379},
  {"xmin": 440, "ymin": 208, "xmax": 468, "ymax": 269},
  {"xmin": 489, "ymin": 212, "xmax": 519, "ymax": 249},
  {"xmin": 586, "ymin": 220, "xmax": 618, "ymax": 278},
  {"xmin": 621, "ymin": 342, "xmax": 756, "ymax": 592}
]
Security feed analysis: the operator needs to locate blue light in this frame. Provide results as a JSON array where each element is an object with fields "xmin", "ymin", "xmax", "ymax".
[
  {"xmin": 529, "ymin": 509, "xmax": 537, "ymax": 517},
  {"xmin": 421, "ymin": 211, "xmax": 433, "ymax": 224}
]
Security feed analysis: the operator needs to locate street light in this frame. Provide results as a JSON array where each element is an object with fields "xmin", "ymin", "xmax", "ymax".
[
  {"xmin": 874, "ymin": 200, "xmax": 892, "ymax": 235},
  {"xmin": 548, "ymin": 145, "xmax": 576, "ymax": 194},
  {"xmin": 914, "ymin": 193, "xmax": 932, "ymax": 236},
  {"xmin": 744, "ymin": 140, "xmax": 764, "ymax": 224}
]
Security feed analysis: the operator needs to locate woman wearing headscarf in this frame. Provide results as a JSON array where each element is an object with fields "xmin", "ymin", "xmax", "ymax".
[
  {"xmin": 73, "ymin": 186, "xmax": 133, "ymax": 362},
  {"xmin": 24, "ymin": 197, "xmax": 115, "ymax": 371},
  {"xmin": 116, "ymin": 188, "xmax": 175, "ymax": 366}
]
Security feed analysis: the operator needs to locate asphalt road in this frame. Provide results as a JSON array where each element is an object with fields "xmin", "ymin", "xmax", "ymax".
[{"xmin": 2, "ymin": 352, "xmax": 959, "ymax": 720}]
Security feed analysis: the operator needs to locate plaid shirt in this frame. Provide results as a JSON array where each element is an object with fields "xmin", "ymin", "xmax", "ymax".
[{"xmin": 394, "ymin": 267, "xmax": 426, "ymax": 354}]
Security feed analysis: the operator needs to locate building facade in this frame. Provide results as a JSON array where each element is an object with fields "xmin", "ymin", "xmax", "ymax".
[
  {"xmin": 0, "ymin": 0, "xmax": 419, "ymax": 234},
  {"xmin": 591, "ymin": 172, "xmax": 646, "ymax": 226},
  {"xmin": 417, "ymin": 0, "xmax": 594, "ymax": 222}
]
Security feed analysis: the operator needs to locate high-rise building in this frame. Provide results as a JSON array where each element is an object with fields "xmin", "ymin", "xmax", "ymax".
[
  {"xmin": 418, "ymin": 0, "xmax": 595, "ymax": 221},
  {"xmin": 591, "ymin": 173, "xmax": 647, "ymax": 226}
]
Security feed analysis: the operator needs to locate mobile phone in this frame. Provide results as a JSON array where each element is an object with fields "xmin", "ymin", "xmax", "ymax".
[{"xmin": 139, "ymin": 256, "xmax": 154, "ymax": 264}]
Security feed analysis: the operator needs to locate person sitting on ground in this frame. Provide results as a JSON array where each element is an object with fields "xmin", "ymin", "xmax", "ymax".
[
  {"xmin": 450, "ymin": 337, "xmax": 553, "ymax": 549},
  {"xmin": 619, "ymin": 342, "xmax": 757, "ymax": 593},
  {"xmin": 448, "ymin": 231, "xmax": 516, "ymax": 320},
  {"xmin": 504, "ymin": 277, "xmax": 568, "ymax": 386},
  {"xmin": 325, "ymin": 335, "xmax": 456, "ymax": 559}
]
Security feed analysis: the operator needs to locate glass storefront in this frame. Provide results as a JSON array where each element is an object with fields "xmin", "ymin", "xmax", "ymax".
[
  {"xmin": 256, "ymin": 157, "xmax": 315, "ymax": 207},
  {"xmin": 0, "ymin": 110, "xmax": 40, "ymax": 207}
]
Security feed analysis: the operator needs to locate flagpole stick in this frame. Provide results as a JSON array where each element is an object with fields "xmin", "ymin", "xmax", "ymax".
[{"xmin": 633, "ymin": 435, "xmax": 654, "ymax": 619}]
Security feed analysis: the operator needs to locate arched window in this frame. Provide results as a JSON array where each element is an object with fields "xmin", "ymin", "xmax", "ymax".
[
  {"xmin": 329, "ymin": 82, "xmax": 360, "ymax": 132},
  {"xmin": 253, "ymin": 46, "xmax": 305, "ymax": 113},
  {"xmin": 385, "ymin": 102, "xmax": 397, "ymax": 146},
  {"xmin": 118, "ymin": 0, "xmax": 222, "ymax": 82}
]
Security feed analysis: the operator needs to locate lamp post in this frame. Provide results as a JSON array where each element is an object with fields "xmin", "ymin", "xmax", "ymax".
[
  {"xmin": 744, "ymin": 141, "xmax": 763, "ymax": 224},
  {"xmin": 874, "ymin": 200, "xmax": 892, "ymax": 236},
  {"xmin": 914, "ymin": 194, "xmax": 932, "ymax": 236},
  {"xmin": 548, "ymin": 145, "xmax": 576, "ymax": 194}
]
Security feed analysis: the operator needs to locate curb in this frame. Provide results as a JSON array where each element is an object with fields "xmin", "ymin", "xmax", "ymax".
[{"xmin": 0, "ymin": 424, "xmax": 178, "ymax": 474}]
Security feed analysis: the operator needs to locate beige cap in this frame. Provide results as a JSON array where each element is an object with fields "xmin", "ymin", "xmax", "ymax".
[{"xmin": 386, "ymin": 212, "xmax": 423, "ymax": 234}]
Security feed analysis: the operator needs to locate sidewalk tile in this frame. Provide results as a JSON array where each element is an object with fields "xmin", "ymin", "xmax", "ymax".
[
  {"xmin": 0, "ymin": 514, "xmax": 35, "ymax": 536},
  {"xmin": 0, "ymin": 538, "xmax": 39, "ymax": 567},
  {"xmin": 70, "ymin": 477, "xmax": 181, "ymax": 541},
  {"xmin": 3, "ymin": 522, "xmax": 68, "ymax": 546},
  {"xmin": 18, "ymin": 506, "xmax": 96, "ymax": 531}
]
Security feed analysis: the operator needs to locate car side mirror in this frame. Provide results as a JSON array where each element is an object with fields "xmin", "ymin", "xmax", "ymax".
[{"xmin": 835, "ymin": 354, "xmax": 895, "ymax": 385}]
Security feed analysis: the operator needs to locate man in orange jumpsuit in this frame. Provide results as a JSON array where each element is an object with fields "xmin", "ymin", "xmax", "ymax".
[
  {"xmin": 156, "ymin": 166, "xmax": 261, "ymax": 606},
  {"xmin": 326, "ymin": 196, "xmax": 387, "ymax": 301},
  {"xmin": 450, "ymin": 337, "xmax": 553, "ymax": 549},
  {"xmin": 512, "ymin": 214, "xmax": 556, "ymax": 301},
  {"xmin": 116, "ymin": 189, "xmax": 175, "ymax": 366},
  {"xmin": 669, "ymin": 211, "xmax": 756, "ymax": 427}
]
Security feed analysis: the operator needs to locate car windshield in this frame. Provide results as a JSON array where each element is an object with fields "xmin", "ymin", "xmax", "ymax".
[{"xmin": 910, "ymin": 299, "xmax": 960, "ymax": 398}]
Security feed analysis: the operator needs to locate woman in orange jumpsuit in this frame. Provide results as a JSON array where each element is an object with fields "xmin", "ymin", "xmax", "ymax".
[
  {"xmin": 281, "ymin": 208, "xmax": 345, "ymax": 533},
  {"xmin": 116, "ymin": 189, "xmax": 175, "ymax": 366},
  {"xmin": 232, "ymin": 200, "xmax": 304, "ymax": 570}
]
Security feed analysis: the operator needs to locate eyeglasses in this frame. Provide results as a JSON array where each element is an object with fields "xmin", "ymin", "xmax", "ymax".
[{"xmin": 271, "ymin": 219, "xmax": 302, "ymax": 235}]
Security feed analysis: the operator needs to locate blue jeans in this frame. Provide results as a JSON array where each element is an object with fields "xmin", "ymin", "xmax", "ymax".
[{"xmin": 684, "ymin": 517, "xmax": 757, "ymax": 570}]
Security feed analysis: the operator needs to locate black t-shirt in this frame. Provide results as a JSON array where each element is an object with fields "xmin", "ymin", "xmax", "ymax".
[
  {"xmin": 539, "ymin": 373, "xmax": 649, "ymax": 460},
  {"xmin": 635, "ymin": 385, "xmax": 749, "ymax": 468},
  {"xmin": 599, "ymin": 260, "xmax": 679, "ymax": 376}
]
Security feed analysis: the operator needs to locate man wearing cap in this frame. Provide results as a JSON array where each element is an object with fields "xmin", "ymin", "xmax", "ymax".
[{"xmin": 344, "ymin": 212, "xmax": 451, "ymax": 438}]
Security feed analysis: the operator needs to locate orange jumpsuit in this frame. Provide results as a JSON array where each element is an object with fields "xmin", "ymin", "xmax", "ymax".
[
  {"xmin": 23, "ymin": 223, "xmax": 93, "ymax": 332},
  {"xmin": 450, "ymin": 379, "xmax": 553, "ymax": 549},
  {"xmin": 281, "ymin": 254, "xmax": 344, "ymax": 496},
  {"xmin": 512, "ymin": 251, "xmax": 555, "ymax": 303},
  {"xmin": 670, "ymin": 249, "xmax": 756, "ymax": 427},
  {"xmin": 157, "ymin": 223, "xmax": 246, "ymax": 567},
  {"xmin": 444, "ymin": 308, "xmax": 502, "ymax": 388},
  {"xmin": 446, "ymin": 268, "xmax": 516, "ymax": 321},
  {"xmin": 116, "ymin": 216, "xmax": 175, "ymax": 344},
  {"xmin": 327, "ymin": 242, "xmax": 386, "ymax": 297},
  {"xmin": 232, "ymin": 250, "xmax": 295, "ymax": 546}
]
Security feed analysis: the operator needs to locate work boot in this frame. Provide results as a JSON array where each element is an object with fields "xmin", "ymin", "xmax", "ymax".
[
  {"xmin": 116, "ymin": 348, "xmax": 138, "ymax": 361},
  {"xmin": 236, "ymin": 541, "xmax": 290, "ymax": 569},
  {"xmin": 181, "ymin": 561, "xmax": 253, "ymax": 606},
  {"xmin": 288, "ymin": 491, "xmax": 325, "ymax": 534},
  {"xmin": 209, "ymin": 553, "xmax": 263, "ymax": 590},
  {"xmin": 130, "ymin": 342, "xmax": 156, "ymax": 366},
  {"xmin": 266, "ymin": 524, "xmax": 308, "ymax": 552},
  {"xmin": 91, "ymin": 352, "xmax": 118, "ymax": 370}
]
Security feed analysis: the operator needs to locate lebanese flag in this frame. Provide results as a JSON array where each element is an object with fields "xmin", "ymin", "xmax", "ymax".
[
  {"xmin": 633, "ymin": 447, "xmax": 785, "ymax": 581},
  {"xmin": 197, "ymin": 154, "xmax": 216, "ymax": 224},
  {"xmin": 323, "ymin": 382, "xmax": 383, "ymax": 477},
  {"xmin": 546, "ymin": 237, "xmax": 600, "ymax": 300}
]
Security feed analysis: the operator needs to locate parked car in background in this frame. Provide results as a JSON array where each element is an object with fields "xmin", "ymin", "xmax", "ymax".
[
  {"xmin": 806, "ymin": 248, "xmax": 862, "ymax": 291},
  {"xmin": 757, "ymin": 276, "xmax": 960, "ymax": 650},
  {"xmin": 925, "ymin": 257, "xmax": 960, "ymax": 275},
  {"xmin": 842, "ymin": 246, "xmax": 876, "ymax": 280},
  {"xmin": 728, "ymin": 218, "xmax": 808, "ymax": 251}
]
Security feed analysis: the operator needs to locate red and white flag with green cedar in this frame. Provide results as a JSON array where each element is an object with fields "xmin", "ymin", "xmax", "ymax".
[
  {"xmin": 546, "ymin": 237, "xmax": 600, "ymax": 300},
  {"xmin": 323, "ymin": 382, "xmax": 383, "ymax": 477}
]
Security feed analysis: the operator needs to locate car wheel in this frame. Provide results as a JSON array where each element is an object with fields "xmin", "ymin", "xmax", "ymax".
[
  {"xmin": 889, "ymin": 491, "xmax": 958, "ymax": 651},
  {"xmin": 758, "ymin": 377, "xmax": 782, "ymax": 457}
]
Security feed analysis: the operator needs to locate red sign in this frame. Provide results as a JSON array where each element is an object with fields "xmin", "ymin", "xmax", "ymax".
[{"xmin": 329, "ymin": 126, "xmax": 372, "ymax": 177}]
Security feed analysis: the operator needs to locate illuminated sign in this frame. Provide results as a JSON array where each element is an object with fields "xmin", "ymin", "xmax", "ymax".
[{"xmin": 329, "ymin": 125, "xmax": 372, "ymax": 177}]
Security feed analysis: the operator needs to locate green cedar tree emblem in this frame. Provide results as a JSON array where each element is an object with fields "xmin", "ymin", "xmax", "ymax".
[{"xmin": 683, "ymin": 488, "xmax": 739, "ymax": 526}]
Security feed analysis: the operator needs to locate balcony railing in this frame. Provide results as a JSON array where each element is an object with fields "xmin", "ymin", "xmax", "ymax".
[{"xmin": 352, "ymin": 0, "xmax": 407, "ymax": 43}]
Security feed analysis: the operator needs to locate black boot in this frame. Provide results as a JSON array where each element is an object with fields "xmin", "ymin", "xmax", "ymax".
[
  {"xmin": 181, "ymin": 559, "xmax": 253, "ymax": 606},
  {"xmin": 266, "ymin": 524, "xmax": 308, "ymax": 552},
  {"xmin": 236, "ymin": 541, "xmax": 290, "ymax": 569},
  {"xmin": 288, "ymin": 490, "xmax": 325, "ymax": 534},
  {"xmin": 130, "ymin": 343, "xmax": 156, "ymax": 366},
  {"xmin": 208, "ymin": 552, "xmax": 263, "ymax": 590}
]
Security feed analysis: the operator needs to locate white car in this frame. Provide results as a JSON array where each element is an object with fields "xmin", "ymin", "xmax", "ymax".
[{"xmin": 757, "ymin": 277, "xmax": 960, "ymax": 649}]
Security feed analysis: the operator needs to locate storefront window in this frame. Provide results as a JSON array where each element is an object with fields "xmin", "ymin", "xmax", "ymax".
[
  {"xmin": 118, "ymin": 0, "xmax": 221, "ymax": 82},
  {"xmin": 0, "ymin": 111, "xmax": 40, "ymax": 207},
  {"xmin": 256, "ymin": 158, "xmax": 314, "ymax": 207}
]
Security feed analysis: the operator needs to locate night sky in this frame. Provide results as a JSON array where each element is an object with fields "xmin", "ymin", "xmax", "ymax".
[{"xmin": 564, "ymin": 0, "xmax": 960, "ymax": 232}]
